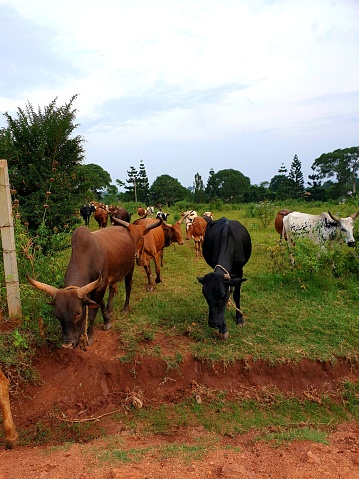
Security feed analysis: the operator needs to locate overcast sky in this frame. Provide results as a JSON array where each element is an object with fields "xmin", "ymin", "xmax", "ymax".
[{"xmin": 1, "ymin": 0, "xmax": 359, "ymax": 190}]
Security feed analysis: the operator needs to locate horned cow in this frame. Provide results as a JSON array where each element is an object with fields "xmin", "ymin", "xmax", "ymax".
[
  {"xmin": 27, "ymin": 222, "xmax": 160, "ymax": 349},
  {"xmin": 282, "ymin": 210, "xmax": 359, "ymax": 247},
  {"xmin": 197, "ymin": 217, "xmax": 252, "ymax": 339}
]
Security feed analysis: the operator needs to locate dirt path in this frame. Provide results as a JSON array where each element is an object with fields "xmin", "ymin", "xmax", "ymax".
[{"xmin": 1, "ymin": 328, "xmax": 359, "ymax": 479}]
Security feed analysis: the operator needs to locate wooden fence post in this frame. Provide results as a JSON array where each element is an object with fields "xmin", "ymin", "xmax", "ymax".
[{"xmin": 0, "ymin": 160, "xmax": 22, "ymax": 321}]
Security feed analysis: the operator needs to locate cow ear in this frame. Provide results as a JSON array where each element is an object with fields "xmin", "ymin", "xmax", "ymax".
[
  {"xmin": 224, "ymin": 278, "xmax": 247, "ymax": 286},
  {"xmin": 84, "ymin": 297, "xmax": 100, "ymax": 308},
  {"xmin": 197, "ymin": 276, "xmax": 204, "ymax": 284}
]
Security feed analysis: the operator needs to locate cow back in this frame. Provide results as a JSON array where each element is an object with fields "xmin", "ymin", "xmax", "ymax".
[
  {"xmin": 202, "ymin": 217, "xmax": 251, "ymax": 274},
  {"xmin": 65, "ymin": 226, "xmax": 135, "ymax": 287}
]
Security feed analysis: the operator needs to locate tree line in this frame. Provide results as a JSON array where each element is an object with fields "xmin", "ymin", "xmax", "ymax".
[{"xmin": 1, "ymin": 96, "xmax": 358, "ymax": 237}]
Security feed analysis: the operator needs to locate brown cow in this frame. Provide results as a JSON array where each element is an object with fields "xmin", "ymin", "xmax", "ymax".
[
  {"xmin": 94, "ymin": 206, "xmax": 108, "ymax": 228},
  {"xmin": 27, "ymin": 223, "xmax": 160, "ymax": 349},
  {"xmin": 114, "ymin": 217, "xmax": 184, "ymax": 291},
  {"xmin": 274, "ymin": 209, "xmax": 292, "ymax": 238},
  {"xmin": 137, "ymin": 206, "xmax": 147, "ymax": 218},
  {"xmin": 187, "ymin": 216, "xmax": 208, "ymax": 257},
  {"xmin": 0, "ymin": 370, "xmax": 18, "ymax": 449}
]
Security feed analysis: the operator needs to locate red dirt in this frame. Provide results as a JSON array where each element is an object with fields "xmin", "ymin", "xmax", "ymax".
[{"xmin": 1, "ymin": 327, "xmax": 359, "ymax": 479}]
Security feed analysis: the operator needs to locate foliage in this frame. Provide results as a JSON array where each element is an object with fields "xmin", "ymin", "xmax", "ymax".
[
  {"xmin": 312, "ymin": 146, "xmax": 359, "ymax": 196},
  {"xmin": 193, "ymin": 172, "xmax": 206, "ymax": 203},
  {"xmin": 269, "ymin": 174, "xmax": 295, "ymax": 199},
  {"xmin": 0, "ymin": 96, "xmax": 85, "ymax": 232},
  {"xmin": 205, "ymin": 168, "xmax": 250, "ymax": 203},
  {"xmin": 76, "ymin": 163, "xmax": 112, "ymax": 201},
  {"xmin": 288, "ymin": 154, "xmax": 305, "ymax": 197},
  {"xmin": 248, "ymin": 200, "xmax": 276, "ymax": 227},
  {"xmin": 149, "ymin": 174, "xmax": 191, "ymax": 206}
]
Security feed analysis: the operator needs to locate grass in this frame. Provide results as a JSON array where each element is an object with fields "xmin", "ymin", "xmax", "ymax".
[{"xmin": 2, "ymin": 201, "xmax": 359, "ymax": 453}]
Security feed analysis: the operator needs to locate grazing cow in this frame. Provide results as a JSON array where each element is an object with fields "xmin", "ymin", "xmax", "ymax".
[
  {"xmin": 187, "ymin": 216, "xmax": 208, "ymax": 257},
  {"xmin": 197, "ymin": 217, "xmax": 252, "ymax": 339},
  {"xmin": 137, "ymin": 206, "xmax": 147, "ymax": 218},
  {"xmin": 282, "ymin": 210, "xmax": 359, "ymax": 247},
  {"xmin": 146, "ymin": 206, "xmax": 155, "ymax": 217},
  {"xmin": 274, "ymin": 209, "xmax": 292, "ymax": 238},
  {"xmin": 80, "ymin": 204, "xmax": 95, "ymax": 226},
  {"xmin": 112, "ymin": 207, "xmax": 132, "ymax": 223},
  {"xmin": 115, "ymin": 217, "xmax": 184, "ymax": 291},
  {"xmin": 27, "ymin": 223, "xmax": 159, "ymax": 349},
  {"xmin": 0, "ymin": 370, "xmax": 18, "ymax": 449},
  {"xmin": 94, "ymin": 206, "xmax": 108, "ymax": 228},
  {"xmin": 156, "ymin": 211, "xmax": 170, "ymax": 221}
]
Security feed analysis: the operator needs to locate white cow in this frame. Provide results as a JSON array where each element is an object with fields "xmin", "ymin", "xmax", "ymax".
[{"xmin": 282, "ymin": 210, "xmax": 359, "ymax": 247}]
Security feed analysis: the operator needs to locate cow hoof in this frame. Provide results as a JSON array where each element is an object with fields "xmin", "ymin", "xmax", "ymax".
[
  {"xmin": 219, "ymin": 331, "xmax": 229, "ymax": 340},
  {"xmin": 103, "ymin": 322, "xmax": 112, "ymax": 331},
  {"xmin": 88, "ymin": 338, "xmax": 94, "ymax": 346}
]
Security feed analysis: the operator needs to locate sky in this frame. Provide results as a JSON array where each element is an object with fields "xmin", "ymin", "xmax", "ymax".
[{"xmin": 1, "ymin": 0, "xmax": 359, "ymax": 191}]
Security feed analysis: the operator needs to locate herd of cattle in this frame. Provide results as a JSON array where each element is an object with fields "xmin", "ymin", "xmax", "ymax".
[{"xmin": 1, "ymin": 204, "xmax": 359, "ymax": 449}]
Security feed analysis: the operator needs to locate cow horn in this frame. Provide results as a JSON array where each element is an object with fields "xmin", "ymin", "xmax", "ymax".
[
  {"xmin": 351, "ymin": 210, "xmax": 359, "ymax": 220},
  {"xmin": 145, "ymin": 218, "xmax": 162, "ymax": 230},
  {"xmin": 27, "ymin": 274, "xmax": 58, "ymax": 298},
  {"xmin": 328, "ymin": 210, "xmax": 340, "ymax": 222},
  {"xmin": 112, "ymin": 217, "xmax": 130, "ymax": 227},
  {"xmin": 78, "ymin": 276, "xmax": 102, "ymax": 298}
]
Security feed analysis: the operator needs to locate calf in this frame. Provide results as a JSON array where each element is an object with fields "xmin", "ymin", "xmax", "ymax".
[
  {"xmin": 137, "ymin": 206, "xmax": 147, "ymax": 218},
  {"xmin": 94, "ymin": 206, "xmax": 108, "ymax": 228},
  {"xmin": 116, "ymin": 217, "xmax": 184, "ymax": 291},
  {"xmin": 187, "ymin": 216, "xmax": 208, "ymax": 257}
]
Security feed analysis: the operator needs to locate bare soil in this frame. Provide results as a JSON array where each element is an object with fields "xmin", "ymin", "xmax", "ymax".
[{"xmin": 1, "ymin": 328, "xmax": 359, "ymax": 479}]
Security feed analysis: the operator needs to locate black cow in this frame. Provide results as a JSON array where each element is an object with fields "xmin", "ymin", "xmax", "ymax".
[
  {"xmin": 197, "ymin": 217, "xmax": 252, "ymax": 339},
  {"xmin": 156, "ymin": 211, "xmax": 170, "ymax": 221},
  {"xmin": 80, "ymin": 204, "xmax": 95, "ymax": 226}
]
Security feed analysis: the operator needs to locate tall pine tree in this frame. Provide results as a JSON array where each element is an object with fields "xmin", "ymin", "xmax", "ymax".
[
  {"xmin": 125, "ymin": 165, "xmax": 138, "ymax": 201},
  {"xmin": 137, "ymin": 160, "xmax": 150, "ymax": 203},
  {"xmin": 288, "ymin": 154, "xmax": 304, "ymax": 197}
]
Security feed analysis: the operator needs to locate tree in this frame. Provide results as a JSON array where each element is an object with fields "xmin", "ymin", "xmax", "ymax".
[
  {"xmin": 288, "ymin": 154, "xmax": 304, "ymax": 197},
  {"xmin": 0, "ymin": 96, "xmax": 85, "ymax": 231},
  {"xmin": 205, "ymin": 169, "xmax": 250, "ymax": 203},
  {"xmin": 124, "ymin": 165, "xmax": 138, "ymax": 201},
  {"xmin": 278, "ymin": 163, "xmax": 288, "ymax": 174},
  {"xmin": 311, "ymin": 147, "xmax": 359, "ymax": 195},
  {"xmin": 136, "ymin": 160, "xmax": 150, "ymax": 203},
  {"xmin": 76, "ymin": 163, "xmax": 112, "ymax": 201},
  {"xmin": 193, "ymin": 172, "xmax": 206, "ymax": 203},
  {"xmin": 149, "ymin": 175, "xmax": 191, "ymax": 206},
  {"xmin": 307, "ymin": 166, "xmax": 327, "ymax": 201},
  {"xmin": 269, "ymin": 174, "xmax": 295, "ymax": 200}
]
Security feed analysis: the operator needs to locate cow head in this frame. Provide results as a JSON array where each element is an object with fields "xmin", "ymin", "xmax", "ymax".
[
  {"xmin": 328, "ymin": 210, "xmax": 359, "ymax": 247},
  {"xmin": 27, "ymin": 275, "xmax": 101, "ymax": 348},
  {"xmin": 112, "ymin": 216, "xmax": 162, "ymax": 259},
  {"xmin": 197, "ymin": 273, "xmax": 245, "ymax": 336},
  {"xmin": 163, "ymin": 221, "xmax": 184, "ymax": 246}
]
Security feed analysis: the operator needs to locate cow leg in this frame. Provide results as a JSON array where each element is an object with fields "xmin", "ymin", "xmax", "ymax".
[
  {"xmin": 232, "ymin": 285, "xmax": 244, "ymax": 326},
  {"xmin": 153, "ymin": 255, "xmax": 162, "ymax": 284},
  {"xmin": 102, "ymin": 283, "xmax": 118, "ymax": 330},
  {"xmin": 0, "ymin": 370, "xmax": 18, "ymax": 449},
  {"xmin": 122, "ymin": 267, "xmax": 134, "ymax": 313},
  {"xmin": 143, "ymin": 265, "xmax": 155, "ymax": 292},
  {"xmin": 87, "ymin": 306, "xmax": 100, "ymax": 345}
]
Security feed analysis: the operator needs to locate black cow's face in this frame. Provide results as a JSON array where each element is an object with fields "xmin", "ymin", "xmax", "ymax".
[{"xmin": 198, "ymin": 273, "xmax": 231, "ymax": 334}]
